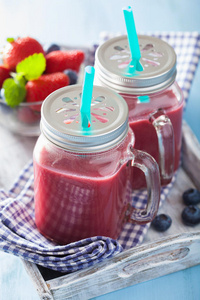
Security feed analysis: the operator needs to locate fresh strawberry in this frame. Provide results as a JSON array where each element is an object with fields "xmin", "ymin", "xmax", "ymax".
[
  {"xmin": 3, "ymin": 37, "xmax": 45, "ymax": 71},
  {"xmin": 0, "ymin": 66, "xmax": 10, "ymax": 88},
  {"xmin": 26, "ymin": 72, "xmax": 69, "ymax": 109},
  {"xmin": 45, "ymin": 50, "xmax": 85, "ymax": 73}
]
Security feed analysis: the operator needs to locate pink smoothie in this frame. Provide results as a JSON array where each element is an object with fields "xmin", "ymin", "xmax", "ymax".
[
  {"xmin": 34, "ymin": 134, "xmax": 132, "ymax": 244},
  {"xmin": 122, "ymin": 87, "xmax": 184, "ymax": 189}
]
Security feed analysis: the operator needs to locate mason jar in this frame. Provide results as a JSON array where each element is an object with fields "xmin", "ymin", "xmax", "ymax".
[
  {"xmin": 33, "ymin": 85, "xmax": 160, "ymax": 244},
  {"xmin": 94, "ymin": 35, "xmax": 184, "ymax": 188}
]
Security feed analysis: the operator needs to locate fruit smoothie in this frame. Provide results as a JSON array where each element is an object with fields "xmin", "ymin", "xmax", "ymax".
[
  {"xmin": 94, "ymin": 34, "xmax": 184, "ymax": 187},
  {"xmin": 122, "ymin": 85, "xmax": 184, "ymax": 188},
  {"xmin": 34, "ymin": 83, "xmax": 161, "ymax": 244},
  {"xmin": 34, "ymin": 133, "xmax": 132, "ymax": 245}
]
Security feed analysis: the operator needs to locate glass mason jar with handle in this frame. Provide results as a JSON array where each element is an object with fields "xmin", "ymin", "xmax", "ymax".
[
  {"xmin": 94, "ymin": 35, "xmax": 184, "ymax": 188},
  {"xmin": 33, "ymin": 85, "xmax": 160, "ymax": 244}
]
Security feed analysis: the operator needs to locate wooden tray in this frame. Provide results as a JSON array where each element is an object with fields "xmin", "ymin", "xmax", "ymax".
[{"xmin": 22, "ymin": 121, "xmax": 200, "ymax": 300}]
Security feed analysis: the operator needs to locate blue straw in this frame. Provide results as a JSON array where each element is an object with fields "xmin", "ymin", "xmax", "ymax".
[
  {"xmin": 123, "ymin": 6, "xmax": 142, "ymax": 71},
  {"xmin": 80, "ymin": 66, "xmax": 95, "ymax": 128}
]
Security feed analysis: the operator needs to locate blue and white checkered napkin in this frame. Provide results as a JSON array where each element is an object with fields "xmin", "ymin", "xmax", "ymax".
[
  {"xmin": 0, "ymin": 32, "xmax": 200, "ymax": 273},
  {"xmin": 0, "ymin": 160, "xmax": 174, "ymax": 273},
  {"xmin": 0, "ymin": 161, "xmax": 122, "ymax": 273},
  {"xmin": 87, "ymin": 31, "xmax": 200, "ymax": 103}
]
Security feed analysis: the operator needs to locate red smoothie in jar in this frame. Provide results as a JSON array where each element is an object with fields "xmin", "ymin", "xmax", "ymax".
[
  {"xmin": 95, "ymin": 35, "xmax": 184, "ymax": 187},
  {"xmin": 34, "ymin": 132, "xmax": 132, "ymax": 244},
  {"xmin": 122, "ymin": 85, "xmax": 183, "ymax": 188},
  {"xmin": 33, "ymin": 84, "xmax": 160, "ymax": 244}
]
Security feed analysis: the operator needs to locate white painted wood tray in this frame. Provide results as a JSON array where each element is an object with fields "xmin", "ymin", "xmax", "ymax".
[{"xmin": 21, "ymin": 121, "xmax": 200, "ymax": 300}]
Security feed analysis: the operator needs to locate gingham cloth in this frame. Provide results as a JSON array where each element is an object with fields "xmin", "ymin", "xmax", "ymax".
[
  {"xmin": 0, "ymin": 32, "xmax": 200, "ymax": 273},
  {"xmin": 0, "ymin": 161, "xmax": 123, "ymax": 273}
]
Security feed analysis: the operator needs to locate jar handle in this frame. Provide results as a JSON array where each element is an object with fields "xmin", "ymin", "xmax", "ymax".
[
  {"xmin": 149, "ymin": 109, "xmax": 175, "ymax": 185},
  {"xmin": 128, "ymin": 146, "xmax": 160, "ymax": 224}
]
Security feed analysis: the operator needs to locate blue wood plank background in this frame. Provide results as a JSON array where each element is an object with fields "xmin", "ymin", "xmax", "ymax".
[{"xmin": 0, "ymin": 1, "xmax": 200, "ymax": 299}]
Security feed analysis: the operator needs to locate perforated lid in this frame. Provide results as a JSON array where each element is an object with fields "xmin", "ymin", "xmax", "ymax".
[
  {"xmin": 41, "ymin": 85, "xmax": 129, "ymax": 153},
  {"xmin": 95, "ymin": 35, "xmax": 177, "ymax": 94}
]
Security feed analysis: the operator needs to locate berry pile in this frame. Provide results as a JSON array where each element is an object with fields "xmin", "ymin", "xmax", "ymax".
[
  {"xmin": 0, "ymin": 36, "xmax": 85, "ymax": 124},
  {"xmin": 181, "ymin": 188, "xmax": 200, "ymax": 226},
  {"xmin": 151, "ymin": 188, "xmax": 200, "ymax": 233}
]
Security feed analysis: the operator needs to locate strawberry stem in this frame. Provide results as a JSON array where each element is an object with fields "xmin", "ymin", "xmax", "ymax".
[{"xmin": 7, "ymin": 37, "xmax": 15, "ymax": 43}]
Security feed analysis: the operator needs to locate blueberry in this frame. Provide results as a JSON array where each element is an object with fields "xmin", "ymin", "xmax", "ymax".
[
  {"xmin": 45, "ymin": 43, "xmax": 60, "ymax": 54},
  {"xmin": 0, "ymin": 89, "xmax": 5, "ymax": 100},
  {"xmin": 182, "ymin": 188, "xmax": 200, "ymax": 206},
  {"xmin": 64, "ymin": 69, "xmax": 78, "ymax": 85},
  {"xmin": 151, "ymin": 214, "xmax": 172, "ymax": 232},
  {"xmin": 181, "ymin": 205, "xmax": 200, "ymax": 226}
]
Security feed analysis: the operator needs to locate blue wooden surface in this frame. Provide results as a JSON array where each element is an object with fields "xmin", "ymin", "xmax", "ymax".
[
  {"xmin": 0, "ymin": 253, "xmax": 40, "ymax": 300},
  {"xmin": 0, "ymin": 1, "xmax": 200, "ymax": 299},
  {"xmin": 93, "ymin": 265, "xmax": 200, "ymax": 300}
]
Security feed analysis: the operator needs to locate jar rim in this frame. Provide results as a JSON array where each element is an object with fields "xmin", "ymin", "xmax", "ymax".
[
  {"xmin": 95, "ymin": 35, "xmax": 177, "ymax": 94},
  {"xmin": 41, "ymin": 85, "xmax": 130, "ymax": 153}
]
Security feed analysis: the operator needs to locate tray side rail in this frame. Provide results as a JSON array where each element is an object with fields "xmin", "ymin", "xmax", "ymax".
[
  {"xmin": 182, "ymin": 120, "xmax": 200, "ymax": 190},
  {"xmin": 47, "ymin": 232, "xmax": 200, "ymax": 300}
]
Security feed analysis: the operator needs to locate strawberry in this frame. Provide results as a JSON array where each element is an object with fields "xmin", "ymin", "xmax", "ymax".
[
  {"xmin": 3, "ymin": 37, "xmax": 45, "ymax": 71},
  {"xmin": 0, "ymin": 66, "xmax": 10, "ymax": 88},
  {"xmin": 26, "ymin": 72, "xmax": 69, "ymax": 109},
  {"xmin": 45, "ymin": 50, "xmax": 85, "ymax": 73}
]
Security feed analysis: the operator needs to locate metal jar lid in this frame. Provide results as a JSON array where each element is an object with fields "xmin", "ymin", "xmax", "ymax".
[
  {"xmin": 95, "ymin": 35, "xmax": 177, "ymax": 95},
  {"xmin": 41, "ymin": 85, "xmax": 129, "ymax": 153}
]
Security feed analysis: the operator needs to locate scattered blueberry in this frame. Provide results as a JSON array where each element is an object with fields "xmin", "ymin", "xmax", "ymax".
[
  {"xmin": 181, "ymin": 205, "xmax": 200, "ymax": 226},
  {"xmin": 64, "ymin": 69, "xmax": 78, "ymax": 85},
  {"xmin": 45, "ymin": 43, "xmax": 60, "ymax": 54},
  {"xmin": 0, "ymin": 88, "xmax": 5, "ymax": 100},
  {"xmin": 151, "ymin": 214, "xmax": 172, "ymax": 232},
  {"xmin": 182, "ymin": 188, "xmax": 200, "ymax": 206}
]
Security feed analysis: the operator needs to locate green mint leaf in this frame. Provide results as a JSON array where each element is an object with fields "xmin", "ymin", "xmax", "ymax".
[
  {"xmin": 13, "ymin": 72, "xmax": 27, "ymax": 86},
  {"xmin": 2, "ymin": 78, "xmax": 26, "ymax": 108},
  {"xmin": 16, "ymin": 53, "xmax": 46, "ymax": 81},
  {"xmin": 7, "ymin": 37, "xmax": 15, "ymax": 43}
]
